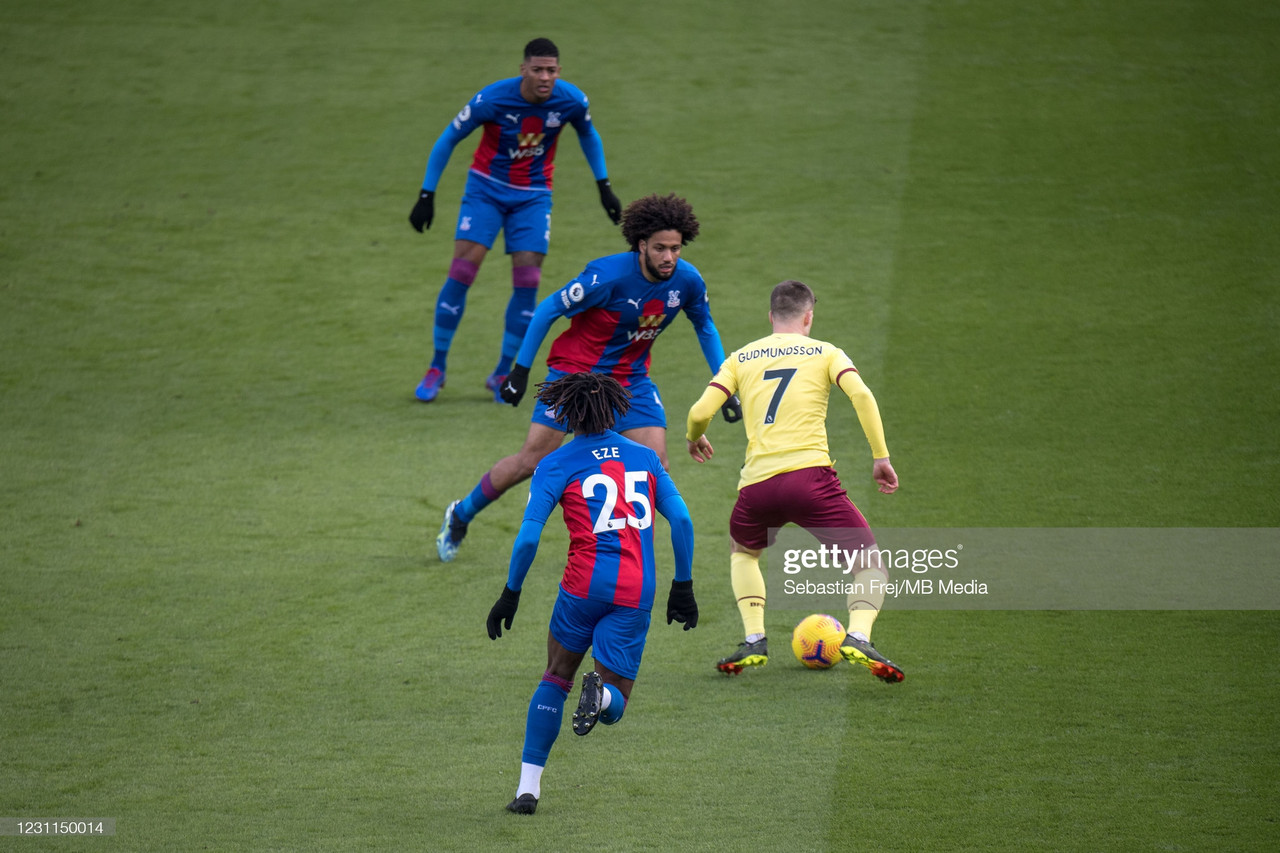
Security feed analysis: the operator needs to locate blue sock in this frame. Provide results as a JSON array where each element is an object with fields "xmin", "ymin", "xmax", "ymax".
[
  {"xmin": 454, "ymin": 473, "xmax": 500, "ymax": 525},
  {"xmin": 495, "ymin": 286, "xmax": 539, "ymax": 375},
  {"xmin": 431, "ymin": 278, "xmax": 470, "ymax": 371},
  {"xmin": 521, "ymin": 674, "xmax": 572, "ymax": 766},
  {"xmin": 600, "ymin": 683, "xmax": 626, "ymax": 725}
]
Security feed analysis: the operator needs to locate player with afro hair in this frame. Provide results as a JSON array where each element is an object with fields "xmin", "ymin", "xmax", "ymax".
[
  {"xmin": 620, "ymin": 192, "xmax": 700, "ymax": 252},
  {"xmin": 435, "ymin": 193, "xmax": 741, "ymax": 564}
]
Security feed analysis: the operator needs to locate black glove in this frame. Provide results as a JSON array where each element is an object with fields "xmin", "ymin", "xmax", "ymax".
[
  {"xmin": 666, "ymin": 579, "xmax": 698, "ymax": 630},
  {"xmin": 487, "ymin": 585, "xmax": 521, "ymax": 640},
  {"xmin": 499, "ymin": 364, "xmax": 530, "ymax": 406},
  {"xmin": 721, "ymin": 394, "xmax": 743, "ymax": 424},
  {"xmin": 409, "ymin": 190, "xmax": 434, "ymax": 232},
  {"xmin": 597, "ymin": 178, "xmax": 622, "ymax": 225}
]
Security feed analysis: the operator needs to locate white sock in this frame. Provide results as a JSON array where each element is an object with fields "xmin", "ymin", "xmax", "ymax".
[
  {"xmin": 746, "ymin": 632, "xmax": 765, "ymax": 644},
  {"xmin": 517, "ymin": 762, "xmax": 544, "ymax": 799}
]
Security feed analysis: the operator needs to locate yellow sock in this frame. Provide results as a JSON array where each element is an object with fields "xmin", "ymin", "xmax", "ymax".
[
  {"xmin": 730, "ymin": 551, "xmax": 767, "ymax": 637},
  {"xmin": 846, "ymin": 565, "xmax": 886, "ymax": 639}
]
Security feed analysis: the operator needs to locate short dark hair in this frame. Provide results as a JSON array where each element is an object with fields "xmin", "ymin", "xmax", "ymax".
[
  {"xmin": 770, "ymin": 280, "xmax": 816, "ymax": 320},
  {"xmin": 535, "ymin": 372, "xmax": 632, "ymax": 434},
  {"xmin": 524, "ymin": 38, "xmax": 559, "ymax": 59},
  {"xmin": 620, "ymin": 193, "xmax": 700, "ymax": 251}
]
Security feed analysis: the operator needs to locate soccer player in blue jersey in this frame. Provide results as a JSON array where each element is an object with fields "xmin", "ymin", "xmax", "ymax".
[
  {"xmin": 408, "ymin": 38, "xmax": 623, "ymax": 403},
  {"xmin": 434, "ymin": 193, "xmax": 742, "ymax": 562},
  {"xmin": 486, "ymin": 372, "xmax": 699, "ymax": 815}
]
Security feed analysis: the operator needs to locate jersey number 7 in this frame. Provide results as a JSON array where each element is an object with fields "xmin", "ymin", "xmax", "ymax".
[{"xmin": 762, "ymin": 368, "xmax": 797, "ymax": 424}]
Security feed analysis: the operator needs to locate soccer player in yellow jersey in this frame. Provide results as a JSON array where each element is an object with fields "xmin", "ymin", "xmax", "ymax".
[{"xmin": 685, "ymin": 280, "xmax": 904, "ymax": 682}]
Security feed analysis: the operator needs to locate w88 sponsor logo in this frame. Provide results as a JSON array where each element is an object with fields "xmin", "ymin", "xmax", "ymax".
[
  {"xmin": 509, "ymin": 118, "xmax": 548, "ymax": 159},
  {"xmin": 627, "ymin": 313, "xmax": 665, "ymax": 342}
]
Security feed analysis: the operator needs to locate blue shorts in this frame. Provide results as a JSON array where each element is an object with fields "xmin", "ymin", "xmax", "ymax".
[
  {"xmin": 531, "ymin": 370, "xmax": 668, "ymax": 433},
  {"xmin": 549, "ymin": 587, "xmax": 651, "ymax": 681},
  {"xmin": 454, "ymin": 173, "xmax": 553, "ymax": 255}
]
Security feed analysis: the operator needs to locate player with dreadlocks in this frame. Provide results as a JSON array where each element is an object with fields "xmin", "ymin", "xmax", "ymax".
[
  {"xmin": 531, "ymin": 370, "xmax": 633, "ymax": 433},
  {"xmin": 436, "ymin": 193, "xmax": 741, "ymax": 563},
  {"xmin": 486, "ymin": 372, "xmax": 698, "ymax": 815}
]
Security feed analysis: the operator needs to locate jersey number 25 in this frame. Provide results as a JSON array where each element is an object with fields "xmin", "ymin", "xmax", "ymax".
[{"xmin": 582, "ymin": 472, "xmax": 653, "ymax": 534}]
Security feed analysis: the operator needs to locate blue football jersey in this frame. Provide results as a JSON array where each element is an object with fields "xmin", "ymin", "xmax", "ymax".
[
  {"xmin": 524, "ymin": 430, "xmax": 680, "ymax": 610},
  {"xmin": 448, "ymin": 77, "xmax": 595, "ymax": 191},
  {"xmin": 541, "ymin": 252, "xmax": 718, "ymax": 382}
]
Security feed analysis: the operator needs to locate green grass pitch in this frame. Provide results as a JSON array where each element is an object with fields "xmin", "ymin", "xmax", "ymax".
[{"xmin": 2, "ymin": 1, "xmax": 1277, "ymax": 850}]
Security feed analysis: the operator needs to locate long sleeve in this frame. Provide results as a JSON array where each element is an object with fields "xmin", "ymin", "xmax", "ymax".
[
  {"xmin": 657, "ymin": 493, "xmax": 694, "ymax": 583},
  {"xmin": 514, "ymin": 293, "xmax": 564, "ymax": 369},
  {"xmin": 836, "ymin": 370, "xmax": 890, "ymax": 459},
  {"xmin": 505, "ymin": 519, "xmax": 544, "ymax": 591},
  {"xmin": 420, "ymin": 122, "xmax": 469, "ymax": 191},
  {"xmin": 575, "ymin": 124, "xmax": 609, "ymax": 181},
  {"xmin": 686, "ymin": 382, "xmax": 730, "ymax": 442}
]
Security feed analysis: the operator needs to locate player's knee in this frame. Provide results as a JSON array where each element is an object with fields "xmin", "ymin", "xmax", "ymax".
[
  {"xmin": 448, "ymin": 257, "xmax": 479, "ymax": 285},
  {"xmin": 516, "ymin": 431, "xmax": 564, "ymax": 478},
  {"xmin": 512, "ymin": 449, "xmax": 546, "ymax": 481},
  {"xmin": 512, "ymin": 265, "xmax": 541, "ymax": 290}
]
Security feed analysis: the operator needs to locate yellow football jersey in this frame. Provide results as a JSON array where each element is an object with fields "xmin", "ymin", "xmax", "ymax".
[{"xmin": 688, "ymin": 332, "xmax": 889, "ymax": 489}]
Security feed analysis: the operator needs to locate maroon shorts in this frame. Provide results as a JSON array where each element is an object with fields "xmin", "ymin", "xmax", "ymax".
[{"xmin": 729, "ymin": 466, "xmax": 874, "ymax": 552}]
